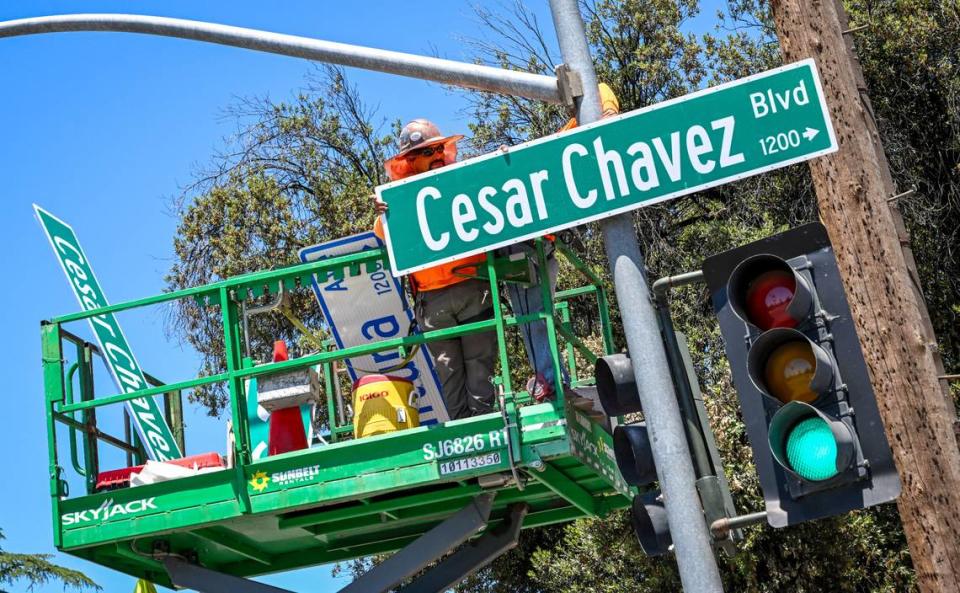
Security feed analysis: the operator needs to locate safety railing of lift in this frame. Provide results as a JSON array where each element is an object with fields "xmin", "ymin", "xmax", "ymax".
[
  {"xmin": 41, "ymin": 238, "xmax": 615, "ymax": 503},
  {"xmin": 51, "ymin": 329, "xmax": 186, "ymax": 497}
]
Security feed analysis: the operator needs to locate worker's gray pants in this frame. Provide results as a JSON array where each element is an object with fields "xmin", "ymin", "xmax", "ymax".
[{"xmin": 417, "ymin": 279, "xmax": 497, "ymax": 420}]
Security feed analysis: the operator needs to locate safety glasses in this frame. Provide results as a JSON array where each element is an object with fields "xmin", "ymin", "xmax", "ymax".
[{"xmin": 404, "ymin": 145, "xmax": 444, "ymax": 160}]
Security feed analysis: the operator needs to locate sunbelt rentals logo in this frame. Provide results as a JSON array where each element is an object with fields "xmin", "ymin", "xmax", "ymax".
[
  {"xmin": 248, "ymin": 465, "xmax": 320, "ymax": 492},
  {"xmin": 249, "ymin": 471, "xmax": 270, "ymax": 492},
  {"xmin": 62, "ymin": 497, "xmax": 157, "ymax": 526}
]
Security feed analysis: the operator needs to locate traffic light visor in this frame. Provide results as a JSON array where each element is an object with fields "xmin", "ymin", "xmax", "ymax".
[
  {"xmin": 595, "ymin": 354, "xmax": 643, "ymax": 416},
  {"xmin": 768, "ymin": 402, "xmax": 856, "ymax": 482},
  {"xmin": 614, "ymin": 423, "xmax": 657, "ymax": 487},
  {"xmin": 630, "ymin": 491, "xmax": 672, "ymax": 557},
  {"xmin": 728, "ymin": 255, "xmax": 813, "ymax": 330}
]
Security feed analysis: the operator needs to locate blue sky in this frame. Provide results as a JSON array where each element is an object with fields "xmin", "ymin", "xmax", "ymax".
[{"xmin": 0, "ymin": 1, "xmax": 721, "ymax": 591}]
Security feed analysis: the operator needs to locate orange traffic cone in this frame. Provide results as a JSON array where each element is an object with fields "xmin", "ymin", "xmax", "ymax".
[{"xmin": 267, "ymin": 340, "xmax": 309, "ymax": 455}]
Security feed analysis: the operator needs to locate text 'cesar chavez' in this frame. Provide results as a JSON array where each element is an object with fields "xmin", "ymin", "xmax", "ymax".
[{"xmin": 414, "ymin": 115, "xmax": 743, "ymax": 252}]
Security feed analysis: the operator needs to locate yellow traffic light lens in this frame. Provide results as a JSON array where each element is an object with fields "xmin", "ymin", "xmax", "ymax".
[{"xmin": 763, "ymin": 340, "xmax": 818, "ymax": 403}]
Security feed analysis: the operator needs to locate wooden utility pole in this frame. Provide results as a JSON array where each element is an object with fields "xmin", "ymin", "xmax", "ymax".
[{"xmin": 770, "ymin": 1, "xmax": 960, "ymax": 591}]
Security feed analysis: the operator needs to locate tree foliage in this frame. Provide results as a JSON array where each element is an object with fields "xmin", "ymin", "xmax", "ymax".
[
  {"xmin": 167, "ymin": 66, "xmax": 394, "ymax": 414},
  {"xmin": 167, "ymin": 0, "xmax": 959, "ymax": 591},
  {"xmin": 0, "ymin": 529, "xmax": 99, "ymax": 592}
]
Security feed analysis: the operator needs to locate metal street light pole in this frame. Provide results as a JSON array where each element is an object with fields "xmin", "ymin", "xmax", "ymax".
[{"xmin": 547, "ymin": 2, "xmax": 725, "ymax": 591}]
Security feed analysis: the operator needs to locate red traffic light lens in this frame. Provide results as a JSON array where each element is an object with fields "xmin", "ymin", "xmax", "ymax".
[
  {"xmin": 745, "ymin": 270, "xmax": 797, "ymax": 330},
  {"xmin": 763, "ymin": 340, "xmax": 819, "ymax": 404}
]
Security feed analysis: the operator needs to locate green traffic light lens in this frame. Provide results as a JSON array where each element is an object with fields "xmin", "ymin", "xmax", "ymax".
[{"xmin": 785, "ymin": 417, "xmax": 839, "ymax": 481}]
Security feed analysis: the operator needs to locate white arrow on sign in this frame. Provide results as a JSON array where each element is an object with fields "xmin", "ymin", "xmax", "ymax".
[{"xmin": 803, "ymin": 127, "xmax": 820, "ymax": 141}]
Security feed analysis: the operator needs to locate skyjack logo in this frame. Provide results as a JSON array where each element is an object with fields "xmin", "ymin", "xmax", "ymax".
[{"xmin": 61, "ymin": 497, "xmax": 157, "ymax": 526}]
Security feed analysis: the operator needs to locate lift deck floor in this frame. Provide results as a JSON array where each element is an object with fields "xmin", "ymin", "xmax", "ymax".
[{"xmin": 58, "ymin": 397, "xmax": 631, "ymax": 587}]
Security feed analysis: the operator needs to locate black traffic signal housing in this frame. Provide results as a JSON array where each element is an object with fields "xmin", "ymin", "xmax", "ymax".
[
  {"xmin": 595, "ymin": 353, "xmax": 672, "ymax": 556},
  {"xmin": 703, "ymin": 222, "xmax": 900, "ymax": 527},
  {"xmin": 596, "ymin": 338, "xmax": 740, "ymax": 556}
]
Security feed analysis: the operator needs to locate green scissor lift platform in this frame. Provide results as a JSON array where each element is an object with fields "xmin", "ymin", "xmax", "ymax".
[{"xmin": 41, "ymin": 239, "xmax": 635, "ymax": 591}]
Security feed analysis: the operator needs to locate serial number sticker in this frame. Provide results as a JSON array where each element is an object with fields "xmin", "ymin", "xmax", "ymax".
[
  {"xmin": 422, "ymin": 429, "xmax": 508, "ymax": 461},
  {"xmin": 438, "ymin": 452, "xmax": 502, "ymax": 476}
]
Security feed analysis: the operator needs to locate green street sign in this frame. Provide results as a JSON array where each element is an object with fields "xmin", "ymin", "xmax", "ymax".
[
  {"xmin": 35, "ymin": 205, "xmax": 183, "ymax": 462},
  {"xmin": 565, "ymin": 403, "xmax": 632, "ymax": 498},
  {"xmin": 378, "ymin": 58, "xmax": 837, "ymax": 275}
]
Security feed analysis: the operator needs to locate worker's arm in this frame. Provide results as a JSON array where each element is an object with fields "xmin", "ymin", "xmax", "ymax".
[
  {"xmin": 372, "ymin": 194, "xmax": 387, "ymax": 239},
  {"xmin": 598, "ymin": 82, "xmax": 620, "ymax": 117}
]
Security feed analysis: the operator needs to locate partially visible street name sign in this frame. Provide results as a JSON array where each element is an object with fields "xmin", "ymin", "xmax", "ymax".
[
  {"xmin": 35, "ymin": 205, "xmax": 183, "ymax": 462},
  {"xmin": 300, "ymin": 232, "xmax": 448, "ymax": 425},
  {"xmin": 565, "ymin": 404, "xmax": 632, "ymax": 498},
  {"xmin": 378, "ymin": 58, "xmax": 837, "ymax": 275}
]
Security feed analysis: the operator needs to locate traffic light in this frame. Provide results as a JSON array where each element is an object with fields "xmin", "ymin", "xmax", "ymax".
[
  {"xmin": 597, "ymin": 346, "xmax": 738, "ymax": 556},
  {"xmin": 615, "ymin": 421, "xmax": 672, "ymax": 557},
  {"xmin": 595, "ymin": 353, "xmax": 643, "ymax": 416},
  {"xmin": 596, "ymin": 353, "xmax": 671, "ymax": 556},
  {"xmin": 703, "ymin": 222, "xmax": 900, "ymax": 527}
]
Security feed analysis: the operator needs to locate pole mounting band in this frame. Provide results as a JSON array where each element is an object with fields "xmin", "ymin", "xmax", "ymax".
[{"xmin": 555, "ymin": 64, "xmax": 583, "ymax": 108}]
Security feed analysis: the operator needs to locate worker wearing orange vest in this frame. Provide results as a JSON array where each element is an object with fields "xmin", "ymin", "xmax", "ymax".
[
  {"xmin": 373, "ymin": 119, "xmax": 497, "ymax": 420},
  {"xmin": 507, "ymin": 84, "xmax": 621, "ymax": 401}
]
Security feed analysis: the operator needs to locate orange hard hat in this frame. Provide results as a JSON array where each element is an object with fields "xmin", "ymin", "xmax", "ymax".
[
  {"xmin": 385, "ymin": 119, "xmax": 463, "ymax": 180},
  {"xmin": 393, "ymin": 119, "xmax": 463, "ymax": 158}
]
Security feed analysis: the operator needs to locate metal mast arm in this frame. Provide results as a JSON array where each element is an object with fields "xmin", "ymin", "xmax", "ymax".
[{"xmin": 0, "ymin": 13, "xmax": 564, "ymax": 104}]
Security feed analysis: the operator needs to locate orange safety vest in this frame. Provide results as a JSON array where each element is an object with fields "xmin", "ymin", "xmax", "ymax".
[{"xmin": 374, "ymin": 217, "xmax": 486, "ymax": 292}]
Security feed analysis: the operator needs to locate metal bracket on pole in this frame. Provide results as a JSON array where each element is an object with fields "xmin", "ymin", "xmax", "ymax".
[
  {"xmin": 709, "ymin": 511, "xmax": 768, "ymax": 540},
  {"xmin": 555, "ymin": 64, "xmax": 583, "ymax": 109},
  {"xmin": 162, "ymin": 557, "xmax": 294, "ymax": 593},
  {"xmin": 338, "ymin": 493, "xmax": 496, "ymax": 593},
  {"xmin": 399, "ymin": 503, "xmax": 529, "ymax": 593}
]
